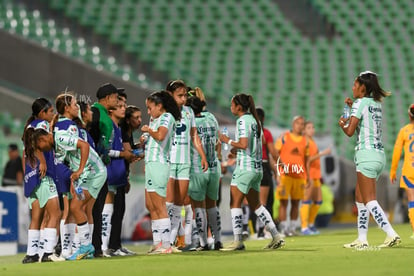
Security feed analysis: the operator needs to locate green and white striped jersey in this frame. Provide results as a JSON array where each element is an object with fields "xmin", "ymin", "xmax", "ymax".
[
  {"xmin": 191, "ymin": 111, "xmax": 220, "ymax": 174},
  {"xmin": 54, "ymin": 117, "xmax": 104, "ymax": 173},
  {"xmin": 351, "ymin": 97, "xmax": 384, "ymax": 152},
  {"xmin": 170, "ymin": 106, "xmax": 196, "ymax": 164},
  {"xmin": 235, "ymin": 113, "xmax": 262, "ymax": 172},
  {"xmin": 145, "ymin": 112, "xmax": 176, "ymax": 164}
]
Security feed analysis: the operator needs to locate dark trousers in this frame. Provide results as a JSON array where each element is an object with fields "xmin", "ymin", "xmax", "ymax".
[
  {"xmin": 92, "ymin": 182, "xmax": 108, "ymax": 256},
  {"xmin": 109, "ymin": 185, "xmax": 126, "ymax": 250}
]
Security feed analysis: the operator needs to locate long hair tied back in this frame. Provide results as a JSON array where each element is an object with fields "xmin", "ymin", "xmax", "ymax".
[
  {"xmin": 232, "ymin": 93, "xmax": 262, "ymax": 136},
  {"xmin": 147, "ymin": 90, "xmax": 181, "ymax": 121},
  {"xmin": 356, "ymin": 71, "xmax": 391, "ymax": 102}
]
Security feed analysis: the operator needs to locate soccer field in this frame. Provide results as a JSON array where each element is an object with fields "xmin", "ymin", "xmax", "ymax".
[{"xmin": 1, "ymin": 224, "xmax": 413, "ymax": 276}]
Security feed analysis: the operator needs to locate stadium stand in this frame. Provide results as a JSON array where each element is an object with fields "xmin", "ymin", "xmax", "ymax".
[{"xmin": 1, "ymin": 0, "xmax": 413, "ymax": 162}]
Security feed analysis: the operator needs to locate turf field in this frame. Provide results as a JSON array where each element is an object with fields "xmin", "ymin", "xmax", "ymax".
[{"xmin": 1, "ymin": 224, "xmax": 413, "ymax": 276}]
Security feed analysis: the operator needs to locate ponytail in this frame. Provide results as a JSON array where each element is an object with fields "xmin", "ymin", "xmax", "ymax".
[
  {"xmin": 233, "ymin": 93, "xmax": 262, "ymax": 136},
  {"xmin": 147, "ymin": 91, "xmax": 181, "ymax": 121},
  {"xmin": 356, "ymin": 71, "xmax": 391, "ymax": 102},
  {"xmin": 248, "ymin": 95, "xmax": 262, "ymax": 136}
]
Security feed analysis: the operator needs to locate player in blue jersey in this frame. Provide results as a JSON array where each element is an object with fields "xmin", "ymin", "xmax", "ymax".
[
  {"xmin": 219, "ymin": 93, "xmax": 284, "ymax": 251},
  {"xmin": 22, "ymin": 98, "xmax": 63, "ymax": 264}
]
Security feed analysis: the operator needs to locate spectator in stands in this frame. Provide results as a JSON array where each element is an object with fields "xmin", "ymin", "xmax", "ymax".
[
  {"xmin": 390, "ymin": 103, "xmax": 414, "ymax": 239},
  {"xmin": 2, "ymin": 143, "xmax": 23, "ymax": 187},
  {"xmin": 339, "ymin": 71, "xmax": 400, "ymax": 249}
]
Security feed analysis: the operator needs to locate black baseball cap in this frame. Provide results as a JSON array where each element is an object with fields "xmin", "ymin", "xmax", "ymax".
[{"xmin": 96, "ymin": 83, "xmax": 125, "ymax": 99}]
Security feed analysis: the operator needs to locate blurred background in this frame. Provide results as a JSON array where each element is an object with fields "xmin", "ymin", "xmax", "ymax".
[{"xmin": 0, "ymin": 0, "xmax": 411, "ymax": 244}]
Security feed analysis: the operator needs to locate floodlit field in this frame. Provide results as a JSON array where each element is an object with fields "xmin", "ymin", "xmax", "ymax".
[{"xmin": 1, "ymin": 224, "xmax": 413, "ymax": 276}]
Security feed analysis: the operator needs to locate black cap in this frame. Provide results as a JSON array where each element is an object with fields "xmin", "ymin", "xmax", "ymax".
[
  {"xmin": 8, "ymin": 143, "xmax": 18, "ymax": 151},
  {"xmin": 96, "ymin": 83, "xmax": 125, "ymax": 99}
]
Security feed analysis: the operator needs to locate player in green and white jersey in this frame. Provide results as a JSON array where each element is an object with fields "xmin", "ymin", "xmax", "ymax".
[
  {"xmin": 219, "ymin": 93, "xmax": 284, "ymax": 251},
  {"xmin": 141, "ymin": 91, "xmax": 181, "ymax": 254},
  {"xmin": 339, "ymin": 71, "xmax": 401, "ymax": 249},
  {"xmin": 53, "ymin": 93, "xmax": 107, "ymax": 260},
  {"xmin": 186, "ymin": 95, "xmax": 222, "ymax": 250},
  {"xmin": 165, "ymin": 80, "xmax": 208, "ymax": 249}
]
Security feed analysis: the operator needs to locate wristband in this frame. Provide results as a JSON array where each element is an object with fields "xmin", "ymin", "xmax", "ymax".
[
  {"xmin": 108, "ymin": 150, "xmax": 120, "ymax": 158},
  {"xmin": 228, "ymin": 139, "xmax": 233, "ymax": 146}
]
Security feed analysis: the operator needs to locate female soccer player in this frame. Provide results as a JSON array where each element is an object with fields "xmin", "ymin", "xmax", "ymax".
[
  {"xmin": 22, "ymin": 98, "xmax": 62, "ymax": 263},
  {"xmin": 186, "ymin": 95, "xmax": 221, "ymax": 250},
  {"xmin": 300, "ymin": 121, "xmax": 331, "ymax": 235},
  {"xmin": 219, "ymin": 93, "xmax": 284, "ymax": 251},
  {"xmin": 165, "ymin": 80, "xmax": 208, "ymax": 248},
  {"xmin": 141, "ymin": 91, "xmax": 181, "ymax": 254},
  {"xmin": 339, "ymin": 71, "xmax": 401, "ymax": 249},
  {"xmin": 53, "ymin": 93, "xmax": 107, "ymax": 259},
  {"xmin": 390, "ymin": 103, "xmax": 414, "ymax": 239}
]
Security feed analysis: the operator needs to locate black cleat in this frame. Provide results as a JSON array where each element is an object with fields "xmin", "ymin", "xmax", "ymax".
[{"xmin": 22, "ymin": 254, "xmax": 39, "ymax": 264}]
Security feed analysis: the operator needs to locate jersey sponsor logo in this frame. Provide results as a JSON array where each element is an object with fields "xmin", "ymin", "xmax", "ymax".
[
  {"xmin": 176, "ymin": 123, "xmax": 187, "ymax": 135},
  {"xmin": 147, "ymin": 179, "xmax": 152, "ymax": 186}
]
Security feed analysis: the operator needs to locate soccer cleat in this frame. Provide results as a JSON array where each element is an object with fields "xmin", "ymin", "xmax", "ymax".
[
  {"xmin": 378, "ymin": 236, "xmax": 401, "ymax": 248},
  {"xmin": 22, "ymin": 254, "xmax": 39, "ymax": 264},
  {"xmin": 242, "ymin": 230, "xmax": 250, "ymax": 241},
  {"xmin": 148, "ymin": 246, "xmax": 173, "ymax": 255},
  {"xmin": 301, "ymin": 228, "xmax": 314, "ymax": 236},
  {"xmin": 354, "ymin": 243, "xmax": 369, "ymax": 251},
  {"xmin": 214, "ymin": 241, "xmax": 223, "ymax": 250},
  {"xmin": 343, "ymin": 239, "xmax": 368, "ymax": 249},
  {"xmin": 170, "ymin": 246, "xmax": 182, "ymax": 253},
  {"xmin": 309, "ymin": 226, "xmax": 320, "ymax": 235},
  {"xmin": 195, "ymin": 244, "xmax": 210, "ymax": 251},
  {"xmin": 49, "ymin": 253, "xmax": 66, "ymax": 262},
  {"xmin": 120, "ymin": 247, "xmax": 136, "ymax": 256},
  {"xmin": 41, "ymin": 252, "xmax": 53, "ymax": 262},
  {"xmin": 66, "ymin": 244, "xmax": 95, "ymax": 260},
  {"xmin": 264, "ymin": 235, "xmax": 285, "ymax": 250},
  {"xmin": 112, "ymin": 249, "xmax": 128, "ymax": 256},
  {"xmin": 103, "ymin": 249, "xmax": 115, "ymax": 258},
  {"xmin": 220, "ymin": 241, "xmax": 245, "ymax": 251},
  {"xmin": 147, "ymin": 242, "xmax": 162, "ymax": 254}
]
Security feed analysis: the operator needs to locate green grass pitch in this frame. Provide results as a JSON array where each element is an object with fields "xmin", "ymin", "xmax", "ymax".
[{"xmin": 1, "ymin": 224, "xmax": 413, "ymax": 276}]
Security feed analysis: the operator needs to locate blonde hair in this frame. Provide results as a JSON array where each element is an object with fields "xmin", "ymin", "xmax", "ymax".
[{"xmin": 194, "ymin": 87, "xmax": 206, "ymax": 103}]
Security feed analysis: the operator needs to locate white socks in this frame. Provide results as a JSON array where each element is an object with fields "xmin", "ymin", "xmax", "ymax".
[
  {"xmin": 159, "ymin": 218, "xmax": 171, "ymax": 249},
  {"xmin": 207, "ymin": 207, "xmax": 221, "ymax": 243},
  {"xmin": 77, "ymin": 223, "xmax": 90, "ymax": 247},
  {"xmin": 231, "ymin": 208, "xmax": 243, "ymax": 241},
  {"xmin": 195, "ymin": 208, "xmax": 207, "ymax": 247},
  {"xmin": 170, "ymin": 205, "xmax": 182, "ymax": 244},
  {"xmin": 27, "ymin": 229, "xmax": 40, "ymax": 256},
  {"xmin": 184, "ymin": 204, "xmax": 193, "ymax": 245},
  {"xmin": 101, "ymin": 204, "xmax": 114, "ymax": 251},
  {"xmin": 151, "ymin": 218, "xmax": 171, "ymax": 248},
  {"xmin": 356, "ymin": 202, "xmax": 369, "ymax": 242},
  {"xmin": 43, "ymin": 228, "xmax": 57, "ymax": 254},
  {"xmin": 366, "ymin": 200, "xmax": 397, "ymax": 237},
  {"xmin": 255, "ymin": 205, "xmax": 278, "ymax": 237}
]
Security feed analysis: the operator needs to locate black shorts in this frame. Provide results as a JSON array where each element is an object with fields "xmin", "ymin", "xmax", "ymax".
[{"xmin": 260, "ymin": 161, "xmax": 273, "ymax": 187}]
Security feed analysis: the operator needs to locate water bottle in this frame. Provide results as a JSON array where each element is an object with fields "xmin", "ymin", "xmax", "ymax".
[
  {"xmin": 74, "ymin": 180, "xmax": 85, "ymax": 201},
  {"xmin": 132, "ymin": 148, "xmax": 145, "ymax": 158},
  {"xmin": 222, "ymin": 127, "xmax": 229, "ymax": 151},
  {"xmin": 142, "ymin": 133, "xmax": 150, "ymax": 143},
  {"xmin": 342, "ymin": 104, "xmax": 350, "ymax": 127}
]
